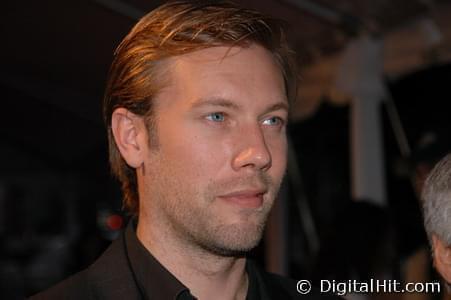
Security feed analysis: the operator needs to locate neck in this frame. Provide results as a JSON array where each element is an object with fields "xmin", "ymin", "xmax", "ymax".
[{"xmin": 137, "ymin": 214, "xmax": 249, "ymax": 300}]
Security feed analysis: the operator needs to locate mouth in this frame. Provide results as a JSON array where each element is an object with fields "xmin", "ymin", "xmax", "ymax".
[{"xmin": 217, "ymin": 189, "xmax": 266, "ymax": 209}]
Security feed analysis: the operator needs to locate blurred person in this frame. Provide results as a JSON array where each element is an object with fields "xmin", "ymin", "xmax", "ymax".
[
  {"xmin": 31, "ymin": 1, "xmax": 338, "ymax": 299},
  {"xmin": 400, "ymin": 133, "xmax": 449, "ymax": 300},
  {"xmin": 399, "ymin": 134, "xmax": 451, "ymax": 300},
  {"xmin": 422, "ymin": 153, "xmax": 451, "ymax": 299}
]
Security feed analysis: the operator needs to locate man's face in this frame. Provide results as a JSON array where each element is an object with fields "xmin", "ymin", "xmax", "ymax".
[{"xmin": 140, "ymin": 44, "xmax": 288, "ymax": 256}]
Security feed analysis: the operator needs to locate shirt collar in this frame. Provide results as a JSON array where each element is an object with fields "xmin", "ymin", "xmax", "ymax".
[
  {"xmin": 124, "ymin": 219, "xmax": 268, "ymax": 300},
  {"xmin": 124, "ymin": 219, "xmax": 195, "ymax": 300}
]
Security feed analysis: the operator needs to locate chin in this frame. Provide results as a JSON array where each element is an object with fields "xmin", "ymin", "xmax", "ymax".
[{"xmin": 198, "ymin": 222, "xmax": 266, "ymax": 257}]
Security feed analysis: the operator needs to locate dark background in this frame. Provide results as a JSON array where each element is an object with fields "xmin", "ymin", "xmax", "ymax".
[{"xmin": 1, "ymin": 0, "xmax": 451, "ymax": 298}]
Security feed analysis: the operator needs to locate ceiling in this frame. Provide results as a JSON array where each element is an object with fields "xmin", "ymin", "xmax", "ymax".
[{"xmin": 1, "ymin": 0, "xmax": 451, "ymax": 172}]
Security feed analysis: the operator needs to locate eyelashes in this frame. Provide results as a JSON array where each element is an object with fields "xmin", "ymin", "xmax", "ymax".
[
  {"xmin": 205, "ymin": 112, "xmax": 226, "ymax": 122},
  {"xmin": 204, "ymin": 112, "xmax": 286, "ymax": 132},
  {"xmin": 262, "ymin": 116, "xmax": 285, "ymax": 127}
]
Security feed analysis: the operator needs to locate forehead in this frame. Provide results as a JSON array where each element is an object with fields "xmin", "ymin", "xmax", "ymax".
[{"xmin": 154, "ymin": 44, "xmax": 287, "ymax": 110}]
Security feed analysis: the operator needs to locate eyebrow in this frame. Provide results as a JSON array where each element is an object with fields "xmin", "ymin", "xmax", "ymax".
[
  {"xmin": 190, "ymin": 97, "xmax": 289, "ymax": 114},
  {"xmin": 190, "ymin": 97, "xmax": 241, "ymax": 110},
  {"xmin": 262, "ymin": 102, "xmax": 289, "ymax": 115}
]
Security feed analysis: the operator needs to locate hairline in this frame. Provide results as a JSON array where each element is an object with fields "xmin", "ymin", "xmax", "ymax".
[
  {"xmin": 422, "ymin": 154, "xmax": 451, "ymax": 246},
  {"xmin": 142, "ymin": 41, "xmax": 291, "ymax": 116}
]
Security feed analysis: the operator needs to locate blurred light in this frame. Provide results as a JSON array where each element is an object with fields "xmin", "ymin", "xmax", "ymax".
[{"xmin": 106, "ymin": 214, "xmax": 123, "ymax": 231}]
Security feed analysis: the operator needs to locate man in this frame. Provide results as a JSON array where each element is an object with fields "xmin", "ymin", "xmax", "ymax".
[
  {"xmin": 32, "ymin": 1, "xmax": 336, "ymax": 299},
  {"xmin": 422, "ymin": 153, "xmax": 451, "ymax": 296}
]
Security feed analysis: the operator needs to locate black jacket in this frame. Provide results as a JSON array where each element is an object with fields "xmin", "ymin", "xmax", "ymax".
[{"xmin": 31, "ymin": 224, "xmax": 338, "ymax": 300}]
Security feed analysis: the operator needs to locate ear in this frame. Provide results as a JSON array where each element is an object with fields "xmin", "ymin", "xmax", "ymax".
[
  {"xmin": 432, "ymin": 234, "xmax": 451, "ymax": 283},
  {"xmin": 111, "ymin": 108, "xmax": 149, "ymax": 169}
]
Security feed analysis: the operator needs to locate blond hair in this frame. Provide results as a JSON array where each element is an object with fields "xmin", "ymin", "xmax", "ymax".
[{"xmin": 103, "ymin": 0, "xmax": 297, "ymax": 214}]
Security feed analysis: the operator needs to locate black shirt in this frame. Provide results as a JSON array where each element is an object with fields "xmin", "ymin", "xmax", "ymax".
[
  {"xmin": 124, "ymin": 220, "xmax": 262, "ymax": 300},
  {"xmin": 31, "ymin": 220, "xmax": 339, "ymax": 299}
]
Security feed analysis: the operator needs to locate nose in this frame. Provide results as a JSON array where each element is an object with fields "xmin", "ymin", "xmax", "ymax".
[{"xmin": 231, "ymin": 125, "xmax": 272, "ymax": 172}]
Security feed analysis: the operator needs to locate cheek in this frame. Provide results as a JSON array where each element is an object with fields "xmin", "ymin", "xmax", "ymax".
[{"xmin": 161, "ymin": 128, "xmax": 229, "ymax": 181}]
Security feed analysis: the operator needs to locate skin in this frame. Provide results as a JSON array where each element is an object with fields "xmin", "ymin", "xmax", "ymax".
[
  {"xmin": 112, "ymin": 44, "xmax": 288, "ymax": 300},
  {"xmin": 432, "ymin": 235, "xmax": 451, "ymax": 286}
]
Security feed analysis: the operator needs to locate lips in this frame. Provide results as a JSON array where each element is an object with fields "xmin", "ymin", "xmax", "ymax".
[{"xmin": 218, "ymin": 189, "xmax": 266, "ymax": 209}]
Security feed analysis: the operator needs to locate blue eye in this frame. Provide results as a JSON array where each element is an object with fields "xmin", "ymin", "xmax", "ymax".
[
  {"xmin": 206, "ymin": 112, "xmax": 225, "ymax": 122},
  {"xmin": 263, "ymin": 116, "xmax": 284, "ymax": 126}
]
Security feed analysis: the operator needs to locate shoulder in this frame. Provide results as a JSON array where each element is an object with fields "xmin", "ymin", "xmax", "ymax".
[
  {"xmin": 29, "ymin": 269, "xmax": 92, "ymax": 300},
  {"xmin": 29, "ymin": 232, "xmax": 139, "ymax": 299}
]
